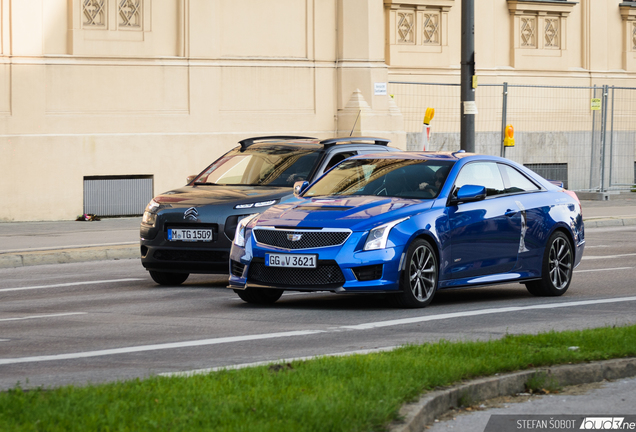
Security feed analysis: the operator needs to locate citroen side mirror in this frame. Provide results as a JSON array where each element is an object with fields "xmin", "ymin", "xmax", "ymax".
[{"xmin": 294, "ymin": 181, "xmax": 309, "ymax": 196}]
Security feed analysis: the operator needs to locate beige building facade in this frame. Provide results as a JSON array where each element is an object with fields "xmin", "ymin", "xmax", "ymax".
[{"xmin": 1, "ymin": 0, "xmax": 635, "ymax": 221}]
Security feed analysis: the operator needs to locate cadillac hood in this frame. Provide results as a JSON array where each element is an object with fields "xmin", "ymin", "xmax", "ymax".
[{"xmin": 254, "ymin": 196, "xmax": 434, "ymax": 231}]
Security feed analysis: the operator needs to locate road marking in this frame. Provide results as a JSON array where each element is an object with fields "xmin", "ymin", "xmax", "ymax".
[
  {"xmin": 575, "ymin": 267, "xmax": 633, "ymax": 273},
  {"xmin": 582, "ymin": 253, "xmax": 636, "ymax": 260},
  {"xmin": 2, "ymin": 297, "xmax": 636, "ymax": 366},
  {"xmin": 340, "ymin": 296, "xmax": 636, "ymax": 330},
  {"xmin": 0, "ymin": 278, "xmax": 144, "ymax": 293},
  {"xmin": 0, "ymin": 330, "xmax": 327, "ymax": 366},
  {"xmin": 0, "ymin": 312, "xmax": 87, "ymax": 322}
]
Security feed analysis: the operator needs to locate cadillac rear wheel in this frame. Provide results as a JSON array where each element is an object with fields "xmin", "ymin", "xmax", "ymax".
[
  {"xmin": 525, "ymin": 231, "xmax": 573, "ymax": 297},
  {"xmin": 395, "ymin": 238, "xmax": 438, "ymax": 308}
]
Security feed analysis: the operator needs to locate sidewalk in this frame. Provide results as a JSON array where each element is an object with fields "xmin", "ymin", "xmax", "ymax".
[{"xmin": 0, "ymin": 194, "xmax": 635, "ymax": 269}]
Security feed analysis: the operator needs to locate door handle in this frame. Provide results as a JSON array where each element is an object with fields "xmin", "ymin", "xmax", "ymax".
[{"xmin": 505, "ymin": 209, "xmax": 518, "ymax": 217}]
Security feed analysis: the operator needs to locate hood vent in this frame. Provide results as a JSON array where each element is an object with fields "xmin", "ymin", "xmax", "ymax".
[{"xmin": 293, "ymin": 205, "xmax": 353, "ymax": 212}]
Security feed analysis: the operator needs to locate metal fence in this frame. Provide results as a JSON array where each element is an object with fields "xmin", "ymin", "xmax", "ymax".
[{"xmin": 388, "ymin": 81, "xmax": 636, "ymax": 192}]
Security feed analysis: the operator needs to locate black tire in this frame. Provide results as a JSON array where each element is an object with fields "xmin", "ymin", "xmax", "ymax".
[
  {"xmin": 525, "ymin": 231, "xmax": 573, "ymax": 296},
  {"xmin": 393, "ymin": 238, "xmax": 438, "ymax": 308},
  {"xmin": 149, "ymin": 270, "xmax": 189, "ymax": 286},
  {"xmin": 234, "ymin": 288, "xmax": 284, "ymax": 305}
]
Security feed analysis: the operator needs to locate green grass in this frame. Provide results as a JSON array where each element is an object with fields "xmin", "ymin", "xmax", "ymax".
[{"xmin": 2, "ymin": 325, "xmax": 636, "ymax": 432}]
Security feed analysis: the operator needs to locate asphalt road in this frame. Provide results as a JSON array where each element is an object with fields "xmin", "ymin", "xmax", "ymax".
[{"xmin": 0, "ymin": 226, "xmax": 635, "ymax": 392}]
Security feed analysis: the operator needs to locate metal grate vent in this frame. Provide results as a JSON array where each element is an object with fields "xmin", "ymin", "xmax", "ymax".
[
  {"xmin": 248, "ymin": 260, "xmax": 345, "ymax": 288},
  {"xmin": 524, "ymin": 163, "xmax": 568, "ymax": 189},
  {"xmin": 83, "ymin": 175, "xmax": 153, "ymax": 216},
  {"xmin": 253, "ymin": 228, "xmax": 351, "ymax": 250}
]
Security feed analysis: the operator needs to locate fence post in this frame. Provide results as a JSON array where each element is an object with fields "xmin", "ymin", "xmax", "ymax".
[
  {"xmin": 500, "ymin": 82, "xmax": 508, "ymax": 158},
  {"xmin": 608, "ymin": 86, "xmax": 616, "ymax": 188},
  {"xmin": 600, "ymin": 85, "xmax": 609, "ymax": 193},
  {"xmin": 589, "ymin": 85, "xmax": 597, "ymax": 191}
]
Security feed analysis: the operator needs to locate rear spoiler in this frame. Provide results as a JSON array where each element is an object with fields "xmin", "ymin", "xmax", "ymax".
[{"xmin": 547, "ymin": 179, "xmax": 564, "ymax": 188}]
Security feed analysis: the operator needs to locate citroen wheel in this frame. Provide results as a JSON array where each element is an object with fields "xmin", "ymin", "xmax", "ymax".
[{"xmin": 149, "ymin": 271, "xmax": 189, "ymax": 286}]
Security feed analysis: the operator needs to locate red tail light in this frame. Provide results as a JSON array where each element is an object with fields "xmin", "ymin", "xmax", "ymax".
[{"xmin": 562, "ymin": 189, "xmax": 581, "ymax": 217}]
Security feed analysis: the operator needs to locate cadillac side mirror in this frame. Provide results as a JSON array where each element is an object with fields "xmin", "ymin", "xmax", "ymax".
[
  {"xmin": 186, "ymin": 175, "xmax": 197, "ymax": 184},
  {"xmin": 294, "ymin": 181, "xmax": 309, "ymax": 196},
  {"xmin": 452, "ymin": 185, "xmax": 486, "ymax": 204}
]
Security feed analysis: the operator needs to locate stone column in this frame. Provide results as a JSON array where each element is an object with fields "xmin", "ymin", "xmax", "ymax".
[{"xmin": 336, "ymin": 0, "xmax": 405, "ymax": 148}]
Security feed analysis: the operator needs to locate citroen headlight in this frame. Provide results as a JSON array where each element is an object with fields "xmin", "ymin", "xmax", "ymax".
[
  {"xmin": 233, "ymin": 214, "xmax": 259, "ymax": 247},
  {"xmin": 363, "ymin": 217, "xmax": 410, "ymax": 251},
  {"xmin": 234, "ymin": 200, "xmax": 278, "ymax": 209},
  {"xmin": 142, "ymin": 199, "xmax": 160, "ymax": 227}
]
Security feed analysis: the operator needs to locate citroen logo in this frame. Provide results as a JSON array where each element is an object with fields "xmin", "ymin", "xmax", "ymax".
[
  {"xmin": 184, "ymin": 207, "xmax": 199, "ymax": 222},
  {"xmin": 287, "ymin": 233, "xmax": 303, "ymax": 242}
]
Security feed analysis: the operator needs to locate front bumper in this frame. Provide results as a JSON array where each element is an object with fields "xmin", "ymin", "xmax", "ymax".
[
  {"xmin": 140, "ymin": 222, "xmax": 233, "ymax": 275},
  {"xmin": 228, "ymin": 231, "xmax": 405, "ymax": 292}
]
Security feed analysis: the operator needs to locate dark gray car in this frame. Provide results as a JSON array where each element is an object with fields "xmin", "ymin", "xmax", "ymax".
[{"xmin": 140, "ymin": 136, "xmax": 400, "ymax": 285}]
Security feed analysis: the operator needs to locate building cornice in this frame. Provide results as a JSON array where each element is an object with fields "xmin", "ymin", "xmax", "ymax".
[
  {"xmin": 383, "ymin": 0, "xmax": 454, "ymax": 12},
  {"xmin": 507, "ymin": 0, "xmax": 578, "ymax": 16},
  {"xmin": 620, "ymin": 2, "xmax": 636, "ymax": 21}
]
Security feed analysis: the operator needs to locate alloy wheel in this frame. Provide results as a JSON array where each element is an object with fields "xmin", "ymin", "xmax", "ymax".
[
  {"xmin": 409, "ymin": 245, "xmax": 437, "ymax": 302},
  {"xmin": 549, "ymin": 236, "xmax": 572, "ymax": 290}
]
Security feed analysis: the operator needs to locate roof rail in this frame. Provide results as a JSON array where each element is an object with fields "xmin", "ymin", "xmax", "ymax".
[
  {"xmin": 238, "ymin": 135, "xmax": 317, "ymax": 151},
  {"xmin": 319, "ymin": 137, "xmax": 391, "ymax": 147}
]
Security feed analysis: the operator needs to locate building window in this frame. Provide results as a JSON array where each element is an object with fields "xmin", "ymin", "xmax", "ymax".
[
  {"xmin": 397, "ymin": 11, "xmax": 415, "ymax": 44},
  {"xmin": 544, "ymin": 18, "xmax": 560, "ymax": 48},
  {"xmin": 118, "ymin": 0, "xmax": 142, "ymax": 29},
  {"xmin": 507, "ymin": 0, "xmax": 575, "ymax": 69},
  {"xmin": 520, "ymin": 17, "xmax": 536, "ymax": 48},
  {"xmin": 620, "ymin": 1, "xmax": 636, "ymax": 69},
  {"xmin": 422, "ymin": 12, "xmax": 440, "ymax": 45},
  {"xmin": 82, "ymin": 0, "xmax": 107, "ymax": 28},
  {"xmin": 384, "ymin": 0, "xmax": 454, "ymax": 67}
]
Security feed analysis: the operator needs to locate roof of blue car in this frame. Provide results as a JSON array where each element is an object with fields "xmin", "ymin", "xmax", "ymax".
[{"xmin": 349, "ymin": 151, "xmax": 479, "ymax": 161}]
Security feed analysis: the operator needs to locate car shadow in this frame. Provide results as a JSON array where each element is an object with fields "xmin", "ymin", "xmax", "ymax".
[{"xmin": 229, "ymin": 284, "xmax": 534, "ymax": 311}]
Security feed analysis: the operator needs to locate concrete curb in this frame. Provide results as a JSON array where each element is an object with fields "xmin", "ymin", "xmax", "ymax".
[
  {"xmin": 583, "ymin": 216, "xmax": 636, "ymax": 229},
  {"xmin": 389, "ymin": 357, "xmax": 636, "ymax": 432},
  {"xmin": 0, "ymin": 245, "xmax": 139, "ymax": 269}
]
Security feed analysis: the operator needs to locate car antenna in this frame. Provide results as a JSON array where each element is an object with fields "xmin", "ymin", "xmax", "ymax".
[{"xmin": 349, "ymin": 110, "xmax": 361, "ymax": 137}]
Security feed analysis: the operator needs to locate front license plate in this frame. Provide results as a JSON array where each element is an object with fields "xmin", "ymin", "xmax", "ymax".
[
  {"xmin": 168, "ymin": 228, "xmax": 213, "ymax": 242},
  {"xmin": 265, "ymin": 253, "xmax": 317, "ymax": 268}
]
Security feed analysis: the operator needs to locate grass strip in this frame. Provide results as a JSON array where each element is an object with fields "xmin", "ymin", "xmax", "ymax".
[{"xmin": 1, "ymin": 324, "xmax": 635, "ymax": 432}]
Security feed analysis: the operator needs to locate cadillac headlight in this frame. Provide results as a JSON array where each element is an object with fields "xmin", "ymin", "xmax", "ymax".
[
  {"xmin": 363, "ymin": 217, "xmax": 410, "ymax": 251},
  {"xmin": 233, "ymin": 214, "xmax": 259, "ymax": 247}
]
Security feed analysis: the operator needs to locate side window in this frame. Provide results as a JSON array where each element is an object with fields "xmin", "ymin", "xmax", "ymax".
[
  {"xmin": 323, "ymin": 152, "xmax": 356, "ymax": 172},
  {"xmin": 454, "ymin": 162, "xmax": 505, "ymax": 197},
  {"xmin": 498, "ymin": 164, "xmax": 541, "ymax": 194}
]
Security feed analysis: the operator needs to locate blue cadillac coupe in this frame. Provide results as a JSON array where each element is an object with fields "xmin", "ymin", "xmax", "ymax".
[{"xmin": 228, "ymin": 151, "xmax": 585, "ymax": 308}]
